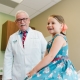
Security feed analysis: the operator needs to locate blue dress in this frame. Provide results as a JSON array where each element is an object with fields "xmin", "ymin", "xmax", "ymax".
[{"xmin": 30, "ymin": 34, "xmax": 79, "ymax": 80}]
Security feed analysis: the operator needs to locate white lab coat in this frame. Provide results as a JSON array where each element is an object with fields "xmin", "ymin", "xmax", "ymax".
[{"xmin": 2, "ymin": 28, "xmax": 47, "ymax": 80}]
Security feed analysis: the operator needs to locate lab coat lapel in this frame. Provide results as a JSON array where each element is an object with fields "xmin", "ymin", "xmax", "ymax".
[
  {"xmin": 16, "ymin": 31, "xmax": 24, "ymax": 50},
  {"xmin": 24, "ymin": 28, "xmax": 33, "ymax": 45},
  {"xmin": 17, "ymin": 28, "xmax": 33, "ymax": 49}
]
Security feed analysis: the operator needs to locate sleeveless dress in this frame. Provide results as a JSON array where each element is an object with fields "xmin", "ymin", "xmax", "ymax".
[{"xmin": 28, "ymin": 34, "xmax": 79, "ymax": 80}]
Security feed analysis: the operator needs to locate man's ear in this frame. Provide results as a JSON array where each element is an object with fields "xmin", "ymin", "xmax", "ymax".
[
  {"xmin": 15, "ymin": 20, "xmax": 17, "ymax": 23},
  {"xmin": 28, "ymin": 18, "xmax": 30, "ymax": 24}
]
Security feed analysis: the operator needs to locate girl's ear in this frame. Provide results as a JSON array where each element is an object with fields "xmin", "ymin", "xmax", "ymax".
[
  {"xmin": 61, "ymin": 24, "xmax": 68, "ymax": 33},
  {"xmin": 60, "ymin": 23, "xmax": 64, "ymax": 29}
]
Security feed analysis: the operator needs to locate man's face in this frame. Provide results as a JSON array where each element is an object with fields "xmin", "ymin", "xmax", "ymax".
[{"xmin": 15, "ymin": 12, "xmax": 30, "ymax": 31}]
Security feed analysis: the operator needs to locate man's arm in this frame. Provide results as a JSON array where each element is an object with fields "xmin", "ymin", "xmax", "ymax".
[
  {"xmin": 2, "ymin": 36, "xmax": 13, "ymax": 80},
  {"xmin": 40, "ymin": 32, "xmax": 47, "ymax": 58}
]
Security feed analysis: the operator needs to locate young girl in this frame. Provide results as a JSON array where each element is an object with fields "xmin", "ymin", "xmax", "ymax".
[{"xmin": 26, "ymin": 15, "xmax": 79, "ymax": 80}]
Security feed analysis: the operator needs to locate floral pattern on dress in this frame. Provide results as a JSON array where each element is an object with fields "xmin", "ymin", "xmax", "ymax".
[{"xmin": 30, "ymin": 34, "xmax": 79, "ymax": 80}]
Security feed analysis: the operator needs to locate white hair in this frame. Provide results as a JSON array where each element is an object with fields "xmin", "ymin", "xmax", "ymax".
[{"xmin": 15, "ymin": 10, "xmax": 29, "ymax": 18}]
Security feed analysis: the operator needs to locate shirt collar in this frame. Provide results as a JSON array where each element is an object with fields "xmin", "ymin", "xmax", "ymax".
[{"xmin": 19, "ymin": 27, "xmax": 30, "ymax": 34}]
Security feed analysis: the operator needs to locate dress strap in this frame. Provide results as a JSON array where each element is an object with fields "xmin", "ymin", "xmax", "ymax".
[{"xmin": 52, "ymin": 34, "xmax": 67, "ymax": 42}]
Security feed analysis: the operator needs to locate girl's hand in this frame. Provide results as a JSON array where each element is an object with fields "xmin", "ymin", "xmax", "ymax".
[{"xmin": 27, "ymin": 69, "xmax": 37, "ymax": 77}]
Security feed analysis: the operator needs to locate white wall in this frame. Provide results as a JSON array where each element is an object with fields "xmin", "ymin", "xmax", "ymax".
[{"xmin": 45, "ymin": 36, "xmax": 52, "ymax": 42}]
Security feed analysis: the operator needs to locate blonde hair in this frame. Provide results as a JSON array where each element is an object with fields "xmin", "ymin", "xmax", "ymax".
[
  {"xmin": 15, "ymin": 10, "xmax": 29, "ymax": 18},
  {"xmin": 49, "ymin": 15, "xmax": 65, "ymax": 24}
]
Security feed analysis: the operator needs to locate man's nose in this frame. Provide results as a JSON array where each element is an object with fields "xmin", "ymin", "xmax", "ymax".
[{"xmin": 20, "ymin": 20, "xmax": 24, "ymax": 23}]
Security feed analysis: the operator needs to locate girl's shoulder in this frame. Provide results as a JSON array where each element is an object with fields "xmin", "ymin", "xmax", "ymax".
[{"xmin": 52, "ymin": 34, "xmax": 67, "ymax": 41}]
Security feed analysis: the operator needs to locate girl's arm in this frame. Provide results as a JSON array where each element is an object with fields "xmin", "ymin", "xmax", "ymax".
[
  {"xmin": 28, "ymin": 36, "xmax": 66, "ymax": 76},
  {"xmin": 44, "ymin": 50, "xmax": 48, "ymax": 57}
]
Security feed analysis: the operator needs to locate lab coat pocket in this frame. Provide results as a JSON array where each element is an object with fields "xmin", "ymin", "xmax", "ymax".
[
  {"xmin": 12, "ymin": 39, "xmax": 18, "ymax": 49},
  {"xmin": 12, "ymin": 64, "xmax": 21, "ymax": 77}
]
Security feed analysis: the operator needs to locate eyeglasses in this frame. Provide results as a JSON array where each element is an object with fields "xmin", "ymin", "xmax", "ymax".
[{"xmin": 16, "ymin": 18, "xmax": 28, "ymax": 22}]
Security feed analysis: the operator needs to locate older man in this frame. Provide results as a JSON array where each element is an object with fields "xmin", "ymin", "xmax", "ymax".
[{"xmin": 2, "ymin": 10, "xmax": 47, "ymax": 80}]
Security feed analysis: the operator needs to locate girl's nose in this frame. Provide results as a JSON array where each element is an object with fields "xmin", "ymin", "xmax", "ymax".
[{"xmin": 49, "ymin": 23, "xmax": 52, "ymax": 26}]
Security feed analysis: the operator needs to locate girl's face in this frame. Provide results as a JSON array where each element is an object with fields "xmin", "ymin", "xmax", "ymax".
[{"xmin": 47, "ymin": 17, "xmax": 63, "ymax": 35}]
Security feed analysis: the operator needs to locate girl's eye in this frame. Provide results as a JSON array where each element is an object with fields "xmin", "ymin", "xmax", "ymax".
[
  {"xmin": 47, "ymin": 22, "xmax": 50, "ymax": 25},
  {"xmin": 47, "ymin": 22, "xmax": 55, "ymax": 25},
  {"xmin": 52, "ymin": 22, "xmax": 55, "ymax": 24}
]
